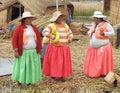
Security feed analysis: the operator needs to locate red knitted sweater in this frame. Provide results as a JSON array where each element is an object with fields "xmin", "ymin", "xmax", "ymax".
[{"xmin": 12, "ymin": 24, "xmax": 42, "ymax": 56}]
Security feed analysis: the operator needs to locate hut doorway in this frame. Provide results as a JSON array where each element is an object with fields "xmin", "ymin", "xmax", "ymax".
[{"xmin": 7, "ymin": 2, "xmax": 24, "ymax": 22}]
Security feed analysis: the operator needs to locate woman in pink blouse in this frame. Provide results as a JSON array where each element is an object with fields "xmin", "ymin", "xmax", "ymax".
[
  {"xmin": 42, "ymin": 11, "xmax": 73, "ymax": 83},
  {"xmin": 84, "ymin": 11, "xmax": 114, "ymax": 78}
]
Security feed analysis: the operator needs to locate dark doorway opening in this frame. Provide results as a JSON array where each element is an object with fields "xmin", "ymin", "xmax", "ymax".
[{"xmin": 7, "ymin": 2, "xmax": 24, "ymax": 22}]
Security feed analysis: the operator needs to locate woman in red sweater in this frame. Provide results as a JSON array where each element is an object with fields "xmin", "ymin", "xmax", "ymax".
[{"xmin": 11, "ymin": 11, "xmax": 42, "ymax": 85}]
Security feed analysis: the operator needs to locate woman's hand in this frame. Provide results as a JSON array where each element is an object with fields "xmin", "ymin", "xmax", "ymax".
[
  {"xmin": 14, "ymin": 48, "xmax": 19, "ymax": 58},
  {"xmin": 100, "ymin": 31, "xmax": 105, "ymax": 36},
  {"xmin": 51, "ymin": 35, "xmax": 55, "ymax": 40},
  {"xmin": 14, "ymin": 51, "xmax": 20, "ymax": 57},
  {"xmin": 100, "ymin": 28, "xmax": 105, "ymax": 36},
  {"xmin": 68, "ymin": 39, "xmax": 72, "ymax": 43}
]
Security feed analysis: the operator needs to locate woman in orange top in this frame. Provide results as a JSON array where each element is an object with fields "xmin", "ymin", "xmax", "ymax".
[
  {"xmin": 84, "ymin": 11, "xmax": 114, "ymax": 78},
  {"xmin": 42, "ymin": 11, "xmax": 73, "ymax": 83}
]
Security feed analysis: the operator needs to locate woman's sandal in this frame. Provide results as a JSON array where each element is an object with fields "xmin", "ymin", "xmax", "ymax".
[
  {"xmin": 59, "ymin": 77, "xmax": 65, "ymax": 82},
  {"xmin": 50, "ymin": 77, "xmax": 56, "ymax": 83}
]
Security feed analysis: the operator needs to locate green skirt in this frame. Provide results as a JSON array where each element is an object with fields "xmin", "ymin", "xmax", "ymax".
[{"xmin": 11, "ymin": 49, "xmax": 42, "ymax": 84}]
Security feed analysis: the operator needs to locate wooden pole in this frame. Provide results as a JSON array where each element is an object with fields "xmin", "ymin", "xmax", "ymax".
[
  {"xmin": 56, "ymin": 0, "xmax": 59, "ymax": 11},
  {"xmin": 104, "ymin": 0, "xmax": 110, "ymax": 12},
  {"xmin": 63, "ymin": 0, "xmax": 71, "ymax": 26}
]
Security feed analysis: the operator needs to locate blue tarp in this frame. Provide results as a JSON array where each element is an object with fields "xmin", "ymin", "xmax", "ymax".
[{"xmin": 0, "ymin": 58, "xmax": 13, "ymax": 76}]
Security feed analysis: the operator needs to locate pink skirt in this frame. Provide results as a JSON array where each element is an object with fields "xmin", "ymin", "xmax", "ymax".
[
  {"xmin": 42, "ymin": 44, "xmax": 72, "ymax": 77},
  {"xmin": 84, "ymin": 43, "xmax": 114, "ymax": 78}
]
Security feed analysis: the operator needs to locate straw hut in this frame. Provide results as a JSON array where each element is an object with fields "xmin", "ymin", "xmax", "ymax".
[
  {"xmin": 0, "ymin": 0, "xmax": 74, "ymax": 29},
  {"xmin": 110, "ymin": 0, "xmax": 120, "ymax": 25}
]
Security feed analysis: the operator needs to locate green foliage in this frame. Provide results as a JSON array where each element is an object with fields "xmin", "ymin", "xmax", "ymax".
[
  {"xmin": 74, "ymin": 9, "xmax": 97, "ymax": 16},
  {"xmin": 74, "ymin": 10, "xmax": 110, "ymax": 16},
  {"xmin": 72, "ymin": 2, "xmax": 106, "ymax": 16},
  {"xmin": 103, "ymin": 11, "xmax": 110, "ymax": 16}
]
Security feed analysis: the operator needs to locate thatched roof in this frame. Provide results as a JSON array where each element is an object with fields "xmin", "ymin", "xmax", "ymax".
[
  {"xmin": 0, "ymin": 0, "xmax": 73, "ymax": 16},
  {"xmin": 110, "ymin": 0, "xmax": 120, "ymax": 25},
  {"xmin": 0, "ymin": 0, "xmax": 74, "ymax": 30},
  {"xmin": 0, "ymin": 0, "xmax": 17, "ymax": 11}
]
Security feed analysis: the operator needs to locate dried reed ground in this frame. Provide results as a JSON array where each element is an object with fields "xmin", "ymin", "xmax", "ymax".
[
  {"xmin": 0, "ymin": 35, "xmax": 120, "ymax": 93},
  {"xmin": 0, "ymin": 1, "xmax": 119, "ymax": 93}
]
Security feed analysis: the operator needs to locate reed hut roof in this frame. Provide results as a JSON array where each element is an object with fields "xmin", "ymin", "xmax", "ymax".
[
  {"xmin": 0, "ymin": 0, "xmax": 74, "ymax": 31},
  {"xmin": 0, "ymin": 0, "xmax": 17, "ymax": 11},
  {"xmin": 0, "ymin": 0, "xmax": 73, "ymax": 16}
]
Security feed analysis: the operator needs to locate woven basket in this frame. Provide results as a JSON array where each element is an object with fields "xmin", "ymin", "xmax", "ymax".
[
  {"xmin": 114, "ymin": 74, "xmax": 120, "ymax": 83},
  {"xmin": 104, "ymin": 72, "xmax": 115, "ymax": 84}
]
